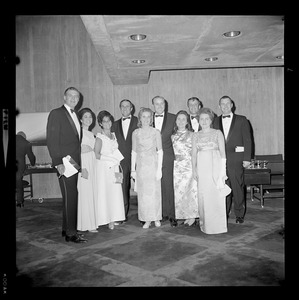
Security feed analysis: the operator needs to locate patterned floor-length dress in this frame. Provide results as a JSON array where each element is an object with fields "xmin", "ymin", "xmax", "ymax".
[
  {"xmin": 171, "ymin": 130, "xmax": 199, "ymax": 220},
  {"xmin": 135, "ymin": 127, "xmax": 162, "ymax": 222}
]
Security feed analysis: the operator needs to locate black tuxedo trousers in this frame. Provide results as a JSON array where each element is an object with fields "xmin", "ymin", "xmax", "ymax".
[
  {"xmin": 120, "ymin": 159, "xmax": 131, "ymax": 218},
  {"xmin": 59, "ymin": 173, "xmax": 79, "ymax": 235}
]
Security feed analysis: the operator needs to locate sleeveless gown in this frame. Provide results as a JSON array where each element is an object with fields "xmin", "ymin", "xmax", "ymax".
[
  {"xmin": 194, "ymin": 129, "xmax": 227, "ymax": 234},
  {"xmin": 95, "ymin": 132, "xmax": 125, "ymax": 226},
  {"xmin": 77, "ymin": 129, "xmax": 97, "ymax": 231},
  {"xmin": 171, "ymin": 130, "xmax": 199, "ymax": 220},
  {"xmin": 135, "ymin": 127, "xmax": 162, "ymax": 222}
]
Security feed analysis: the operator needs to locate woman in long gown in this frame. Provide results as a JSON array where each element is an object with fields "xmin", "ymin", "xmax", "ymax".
[
  {"xmin": 131, "ymin": 108, "xmax": 163, "ymax": 229},
  {"xmin": 77, "ymin": 108, "xmax": 98, "ymax": 232},
  {"xmin": 192, "ymin": 107, "xmax": 230, "ymax": 234},
  {"xmin": 94, "ymin": 110, "xmax": 125, "ymax": 230},
  {"xmin": 171, "ymin": 110, "xmax": 199, "ymax": 226}
]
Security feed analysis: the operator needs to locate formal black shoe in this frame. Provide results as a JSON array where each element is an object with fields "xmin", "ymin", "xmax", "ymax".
[
  {"xmin": 62, "ymin": 231, "xmax": 85, "ymax": 238},
  {"xmin": 118, "ymin": 218, "xmax": 128, "ymax": 224},
  {"xmin": 190, "ymin": 221, "xmax": 197, "ymax": 227},
  {"xmin": 169, "ymin": 218, "xmax": 178, "ymax": 227},
  {"xmin": 65, "ymin": 234, "xmax": 87, "ymax": 243},
  {"xmin": 236, "ymin": 217, "xmax": 244, "ymax": 224}
]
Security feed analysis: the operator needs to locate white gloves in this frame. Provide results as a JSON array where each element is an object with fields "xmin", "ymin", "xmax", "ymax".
[
  {"xmin": 130, "ymin": 149, "xmax": 163, "ymax": 181},
  {"xmin": 130, "ymin": 150, "xmax": 137, "ymax": 180},
  {"xmin": 217, "ymin": 158, "xmax": 228, "ymax": 189},
  {"xmin": 156, "ymin": 149, "xmax": 163, "ymax": 180}
]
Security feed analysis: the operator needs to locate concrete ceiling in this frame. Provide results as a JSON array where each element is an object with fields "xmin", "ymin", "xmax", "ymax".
[{"xmin": 80, "ymin": 15, "xmax": 284, "ymax": 85}]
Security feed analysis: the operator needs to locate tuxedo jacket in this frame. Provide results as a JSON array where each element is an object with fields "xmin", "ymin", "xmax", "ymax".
[
  {"xmin": 46, "ymin": 105, "xmax": 82, "ymax": 168},
  {"xmin": 16, "ymin": 135, "xmax": 36, "ymax": 175},
  {"xmin": 189, "ymin": 114, "xmax": 200, "ymax": 132},
  {"xmin": 111, "ymin": 115, "xmax": 138, "ymax": 168},
  {"xmin": 153, "ymin": 112, "xmax": 176, "ymax": 162},
  {"xmin": 213, "ymin": 113, "xmax": 252, "ymax": 167}
]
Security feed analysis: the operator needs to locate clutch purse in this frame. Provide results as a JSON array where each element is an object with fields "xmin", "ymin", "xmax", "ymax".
[
  {"xmin": 114, "ymin": 164, "xmax": 123, "ymax": 184},
  {"xmin": 219, "ymin": 184, "xmax": 231, "ymax": 197}
]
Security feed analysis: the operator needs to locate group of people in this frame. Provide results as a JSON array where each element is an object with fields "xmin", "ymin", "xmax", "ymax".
[{"xmin": 45, "ymin": 86, "xmax": 252, "ymax": 243}]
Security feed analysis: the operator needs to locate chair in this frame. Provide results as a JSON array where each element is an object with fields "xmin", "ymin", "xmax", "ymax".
[
  {"xmin": 251, "ymin": 154, "xmax": 284, "ymax": 207},
  {"xmin": 23, "ymin": 177, "xmax": 33, "ymax": 201}
]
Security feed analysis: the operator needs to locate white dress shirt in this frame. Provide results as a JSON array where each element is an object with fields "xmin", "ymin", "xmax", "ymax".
[
  {"xmin": 122, "ymin": 115, "xmax": 131, "ymax": 139},
  {"xmin": 222, "ymin": 112, "xmax": 233, "ymax": 139},
  {"xmin": 154, "ymin": 112, "xmax": 164, "ymax": 132},
  {"xmin": 64, "ymin": 104, "xmax": 81, "ymax": 138},
  {"xmin": 190, "ymin": 116, "xmax": 199, "ymax": 132}
]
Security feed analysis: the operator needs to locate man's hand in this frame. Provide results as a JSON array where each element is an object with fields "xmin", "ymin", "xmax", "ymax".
[
  {"xmin": 243, "ymin": 161, "xmax": 251, "ymax": 168},
  {"xmin": 56, "ymin": 164, "xmax": 65, "ymax": 176}
]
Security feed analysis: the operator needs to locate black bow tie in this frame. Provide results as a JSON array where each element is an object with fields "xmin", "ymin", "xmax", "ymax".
[
  {"xmin": 222, "ymin": 115, "xmax": 231, "ymax": 119},
  {"xmin": 70, "ymin": 109, "xmax": 75, "ymax": 113},
  {"xmin": 155, "ymin": 114, "xmax": 163, "ymax": 118},
  {"xmin": 191, "ymin": 115, "xmax": 199, "ymax": 120},
  {"xmin": 122, "ymin": 117, "xmax": 131, "ymax": 121}
]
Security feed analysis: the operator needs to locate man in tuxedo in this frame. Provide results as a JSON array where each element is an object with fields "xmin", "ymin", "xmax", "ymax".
[
  {"xmin": 213, "ymin": 95, "xmax": 252, "ymax": 224},
  {"xmin": 46, "ymin": 87, "xmax": 87, "ymax": 243},
  {"xmin": 152, "ymin": 96, "xmax": 177, "ymax": 227},
  {"xmin": 187, "ymin": 97, "xmax": 203, "ymax": 132},
  {"xmin": 16, "ymin": 131, "xmax": 36, "ymax": 207},
  {"xmin": 111, "ymin": 99, "xmax": 138, "ymax": 222}
]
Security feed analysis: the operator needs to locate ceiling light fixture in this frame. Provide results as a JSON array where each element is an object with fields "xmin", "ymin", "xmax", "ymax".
[
  {"xmin": 276, "ymin": 55, "xmax": 284, "ymax": 60},
  {"xmin": 129, "ymin": 34, "xmax": 147, "ymax": 41},
  {"xmin": 131, "ymin": 59, "xmax": 146, "ymax": 64},
  {"xmin": 205, "ymin": 57, "xmax": 218, "ymax": 62},
  {"xmin": 223, "ymin": 30, "xmax": 241, "ymax": 38}
]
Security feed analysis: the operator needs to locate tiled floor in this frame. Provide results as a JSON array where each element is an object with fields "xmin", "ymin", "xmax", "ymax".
[{"xmin": 15, "ymin": 194, "xmax": 285, "ymax": 288}]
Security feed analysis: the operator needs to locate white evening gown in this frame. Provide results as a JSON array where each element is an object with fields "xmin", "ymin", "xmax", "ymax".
[
  {"xmin": 194, "ymin": 129, "xmax": 227, "ymax": 234},
  {"xmin": 77, "ymin": 129, "xmax": 97, "ymax": 231},
  {"xmin": 95, "ymin": 132, "xmax": 125, "ymax": 226}
]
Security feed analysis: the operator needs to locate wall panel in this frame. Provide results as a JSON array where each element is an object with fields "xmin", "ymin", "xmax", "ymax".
[
  {"xmin": 16, "ymin": 15, "xmax": 114, "ymax": 198},
  {"xmin": 113, "ymin": 84, "xmax": 149, "ymax": 120},
  {"xmin": 148, "ymin": 67, "xmax": 284, "ymax": 156}
]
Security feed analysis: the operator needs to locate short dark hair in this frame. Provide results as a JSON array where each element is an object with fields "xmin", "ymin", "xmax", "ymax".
[
  {"xmin": 219, "ymin": 95, "xmax": 233, "ymax": 105},
  {"xmin": 78, "ymin": 107, "xmax": 96, "ymax": 131},
  {"xmin": 119, "ymin": 99, "xmax": 133, "ymax": 109},
  {"xmin": 64, "ymin": 87, "xmax": 80, "ymax": 96},
  {"xmin": 97, "ymin": 110, "xmax": 114, "ymax": 128},
  {"xmin": 152, "ymin": 95, "xmax": 166, "ymax": 105},
  {"xmin": 173, "ymin": 110, "xmax": 192, "ymax": 134},
  {"xmin": 187, "ymin": 97, "xmax": 203, "ymax": 108}
]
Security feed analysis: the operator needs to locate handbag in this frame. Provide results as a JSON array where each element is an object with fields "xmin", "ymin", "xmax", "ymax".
[{"xmin": 114, "ymin": 164, "xmax": 123, "ymax": 184}]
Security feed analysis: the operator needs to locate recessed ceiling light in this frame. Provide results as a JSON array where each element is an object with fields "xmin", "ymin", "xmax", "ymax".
[
  {"xmin": 205, "ymin": 57, "xmax": 218, "ymax": 62},
  {"xmin": 131, "ymin": 59, "xmax": 146, "ymax": 64},
  {"xmin": 223, "ymin": 31, "xmax": 241, "ymax": 38},
  {"xmin": 129, "ymin": 34, "xmax": 147, "ymax": 41},
  {"xmin": 276, "ymin": 55, "xmax": 284, "ymax": 60}
]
